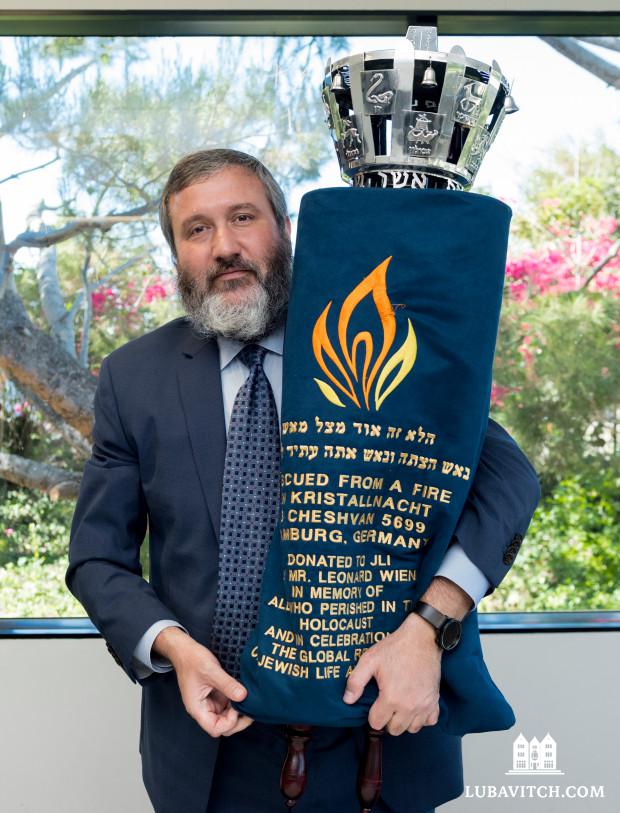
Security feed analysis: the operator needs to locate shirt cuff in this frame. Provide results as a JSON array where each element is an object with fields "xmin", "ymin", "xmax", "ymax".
[
  {"xmin": 435, "ymin": 542, "xmax": 491, "ymax": 609},
  {"xmin": 131, "ymin": 619, "xmax": 188, "ymax": 679}
]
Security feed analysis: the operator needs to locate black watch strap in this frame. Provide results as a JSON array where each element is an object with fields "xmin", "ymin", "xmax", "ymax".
[
  {"xmin": 412, "ymin": 599, "xmax": 462, "ymax": 651},
  {"xmin": 413, "ymin": 600, "xmax": 449, "ymax": 630}
]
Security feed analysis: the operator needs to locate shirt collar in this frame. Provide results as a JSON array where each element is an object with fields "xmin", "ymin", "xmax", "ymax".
[{"xmin": 217, "ymin": 323, "xmax": 285, "ymax": 371}]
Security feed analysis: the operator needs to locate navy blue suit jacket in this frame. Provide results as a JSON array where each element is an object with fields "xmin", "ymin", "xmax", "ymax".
[{"xmin": 67, "ymin": 316, "xmax": 541, "ymax": 813}]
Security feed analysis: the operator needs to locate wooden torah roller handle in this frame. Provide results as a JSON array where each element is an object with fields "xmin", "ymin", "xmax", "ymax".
[
  {"xmin": 280, "ymin": 724, "xmax": 313, "ymax": 808},
  {"xmin": 357, "ymin": 724, "xmax": 385, "ymax": 813},
  {"xmin": 279, "ymin": 722, "xmax": 385, "ymax": 811}
]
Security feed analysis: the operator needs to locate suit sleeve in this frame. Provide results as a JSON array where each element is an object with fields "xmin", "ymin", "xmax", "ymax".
[
  {"xmin": 66, "ymin": 355, "xmax": 180, "ymax": 683},
  {"xmin": 451, "ymin": 416, "xmax": 542, "ymax": 597}
]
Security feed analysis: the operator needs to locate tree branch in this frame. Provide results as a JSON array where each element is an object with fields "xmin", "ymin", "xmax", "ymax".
[
  {"xmin": 0, "ymin": 155, "xmax": 60, "ymax": 186},
  {"xmin": 68, "ymin": 250, "xmax": 151, "ymax": 360},
  {"xmin": 542, "ymin": 37, "xmax": 620, "ymax": 89},
  {"xmin": 69, "ymin": 251, "xmax": 151, "ymax": 318},
  {"xmin": 0, "ymin": 451, "xmax": 81, "ymax": 501},
  {"xmin": 0, "ymin": 288, "xmax": 96, "ymax": 439},
  {"xmin": 576, "ymin": 37, "xmax": 620, "ymax": 54},
  {"xmin": 580, "ymin": 239, "xmax": 620, "ymax": 290},
  {"xmin": 0, "ymin": 200, "xmax": 9, "ymax": 295},
  {"xmin": 77, "ymin": 243, "xmax": 93, "ymax": 369},
  {"xmin": 0, "ymin": 198, "xmax": 158, "ymax": 292},
  {"xmin": 1, "ymin": 57, "xmax": 97, "ymax": 137},
  {"xmin": 9, "ymin": 378, "xmax": 92, "ymax": 460},
  {"xmin": 36, "ymin": 242, "xmax": 77, "ymax": 358},
  {"xmin": 6, "ymin": 199, "xmax": 159, "ymax": 253}
]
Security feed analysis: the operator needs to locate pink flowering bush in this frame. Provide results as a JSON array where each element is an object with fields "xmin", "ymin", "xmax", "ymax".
[
  {"xmin": 144, "ymin": 278, "xmax": 174, "ymax": 304},
  {"xmin": 492, "ymin": 202, "xmax": 620, "ymax": 490},
  {"xmin": 87, "ymin": 267, "xmax": 180, "ymax": 363},
  {"xmin": 91, "ymin": 287, "xmax": 119, "ymax": 314},
  {"xmin": 505, "ymin": 215, "xmax": 620, "ymax": 301}
]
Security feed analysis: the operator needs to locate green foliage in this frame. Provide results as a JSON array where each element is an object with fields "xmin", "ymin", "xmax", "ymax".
[
  {"xmin": 484, "ymin": 467, "xmax": 620, "ymax": 611},
  {"xmin": 492, "ymin": 138, "xmax": 620, "ymax": 493},
  {"xmin": 0, "ymin": 382, "xmax": 78, "ymax": 471},
  {"xmin": 2, "ymin": 34, "xmax": 347, "ymax": 618},
  {"xmin": 492, "ymin": 293, "xmax": 620, "ymax": 491},
  {"xmin": 0, "ymin": 485, "xmax": 84, "ymax": 617},
  {"xmin": 0, "ymin": 388, "xmax": 36, "ymax": 458},
  {"xmin": 3, "ymin": 35, "xmax": 344, "ymax": 372},
  {"xmin": 2, "ymin": 41, "xmax": 619, "ymax": 617},
  {"xmin": 520, "ymin": 140, "xmax": 620, "ymax": 231},
  {"xmin": 4, "ymin": 36, "xmax": 338, "ymax": 215},
  {"xmin": 0, "ymin": 558, "xmax": 85, "ymax": 617},
  {"xmin": 0, "ymin": 483, "xmax": 149, "ymax": 616},
  {"xmin": 0, "ymin": 485, "xmax": 74, "ymax": 566},
  {"xmin": 487, "ymin": 138, "xmax": 620, "ymax": 611}
]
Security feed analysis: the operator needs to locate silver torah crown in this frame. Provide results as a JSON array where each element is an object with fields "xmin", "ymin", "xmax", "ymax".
[{"xmin": 322, "ymin": 26, "xmax": 517, "ymax": 190}]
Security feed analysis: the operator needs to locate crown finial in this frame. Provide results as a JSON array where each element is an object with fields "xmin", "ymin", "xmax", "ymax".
[{"xmin": 323, "ymin": 26, "xmax": 514, "ymax": 190}]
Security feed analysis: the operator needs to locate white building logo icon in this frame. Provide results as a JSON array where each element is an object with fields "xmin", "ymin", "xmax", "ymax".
[{"xmin": 505, "ymin": 733, "xmax": 564, "ymax": 775}]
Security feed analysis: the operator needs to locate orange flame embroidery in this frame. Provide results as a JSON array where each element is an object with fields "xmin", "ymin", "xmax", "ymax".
[{"xmin": 312, "ymin": 257, "xmax": 417, "ymax": 411}]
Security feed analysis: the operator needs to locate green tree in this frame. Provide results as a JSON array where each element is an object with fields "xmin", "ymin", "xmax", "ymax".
[
  {"xmin": 485, "ymin": 469, "xmax": 620, "ymax": 611},
  {"xmin": 0, "ymin": 35, "xmax": 343, "ymax": 496},
  {"xmin": 492, "ymin": 141, "xmax": 620, "ymax": 493},
  {"xmin": 0, "ymin": 35, "xmax": 345, "ymax": 615}
]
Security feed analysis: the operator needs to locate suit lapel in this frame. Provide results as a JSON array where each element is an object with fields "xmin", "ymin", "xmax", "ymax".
[{"xmin": 176, "ymin": 328, "xmax": 226, "ymax": 544}]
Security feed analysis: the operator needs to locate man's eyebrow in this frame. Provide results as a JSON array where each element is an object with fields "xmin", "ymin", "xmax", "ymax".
[
  {"xmin": 180, "ymin": 203, "xmax": 260, "ymax": 230},
  {"xmin": 228, "ymin": 202, "xmax": 260, "ymax": 213}
]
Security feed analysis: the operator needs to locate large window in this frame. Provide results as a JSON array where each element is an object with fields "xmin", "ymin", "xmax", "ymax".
[{"xmin": 0, "ymin": 27, "xmax": 618, "ymax": 617}]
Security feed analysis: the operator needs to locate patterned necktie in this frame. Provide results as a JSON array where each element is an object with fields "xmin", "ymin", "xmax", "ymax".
[{"xmin": 210, "ymin": 343, "xmax": 281, "ymax": 678}]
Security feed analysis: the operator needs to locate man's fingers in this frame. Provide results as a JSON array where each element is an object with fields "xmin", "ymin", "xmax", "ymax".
[
  {"xmin": 207, "ymin": 659, "xmax": 247, "ymax": 703},
  {"xmin": 406, "ymin": 715, "xmax": 426, "ymax": 735},
  {"xmin": 343, "ymin": 654, "xmax": 375, "ymax": 704},
  {"xmin": 193, "ymin": 701, "xmax": 239, "ymax": 738},
  {"xmin": 206, "ymin": 689, "xmax": 229, "ymax": 714},
  {"xmin": 386, "ymin": 713, "xmax": 412, "ymax": 737},
  {"xmin": 211, "ymin": 704, "xmax": 242, "ymax": 734},
  {"xmin": 425, "ymin": 707, "xmax": 440, "ymax": 727},
  {"xmin": 367, "ymin": 697, "xmax": 393, "ymax": 731},
  {"xmin": 222, "ymin": 715, "xmax": 254, "ymax": 737}
]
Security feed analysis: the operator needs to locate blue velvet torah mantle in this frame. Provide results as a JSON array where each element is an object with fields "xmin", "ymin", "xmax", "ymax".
[{"xmin": 236, "ymin": 188, "xmax": 515, "ymax": 735}]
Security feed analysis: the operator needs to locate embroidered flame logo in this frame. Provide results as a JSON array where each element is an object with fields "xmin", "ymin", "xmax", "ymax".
[{"xmin": 312, "ymin": 256, "xmax": 417, "ymax": 411}]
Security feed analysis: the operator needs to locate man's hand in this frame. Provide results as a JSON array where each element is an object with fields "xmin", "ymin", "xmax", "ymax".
[
  {"xmin": 342, "ymin": 611, "xmax": 442, "ymax": 735},
  {"xmin": 342, "ymin": 576, "xmax": 472, "ymax": 736},
  {"xmin": 153, "ymin": 627, "xmax": 253, "ymax": 738}
]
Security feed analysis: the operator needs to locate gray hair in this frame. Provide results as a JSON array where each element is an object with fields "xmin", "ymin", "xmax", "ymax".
[{"xmin": 159, "ymin": 149, "xmax": 289, "ymax": 261}]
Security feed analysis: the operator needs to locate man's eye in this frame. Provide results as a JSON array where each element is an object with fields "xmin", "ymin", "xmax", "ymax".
[
  {"xmin": 189, "ymin": 224, "xmax": 206, "ymax": 236},
  {"xmin": 235, "ymin": 214, "xmax": 254, "ymax": 223}
]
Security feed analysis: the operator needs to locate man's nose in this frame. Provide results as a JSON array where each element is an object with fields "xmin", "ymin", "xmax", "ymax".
[{"xmin": 212, "ymin": 225, "xmax": 243, "ymax": 260}]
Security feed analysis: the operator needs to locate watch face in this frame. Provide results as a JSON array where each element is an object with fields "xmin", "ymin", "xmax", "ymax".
[{"xmin": 440, "ymin": 619, "xmax": 462, "ymax": 651}]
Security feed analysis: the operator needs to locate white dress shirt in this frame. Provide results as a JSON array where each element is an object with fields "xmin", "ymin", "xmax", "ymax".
[{"xmin": 133, "ymin": 325, "xmax": 490, "ymax": 677}]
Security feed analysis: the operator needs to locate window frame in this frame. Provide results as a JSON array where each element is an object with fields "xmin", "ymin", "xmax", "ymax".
[
  {"xmin": 0, "ymin": 10, "xmax": 619, "ymax": 37},
  {"xmin": 1, "ymin": 8, "xmax": 619, "ymax": 636},
  {"xmin": 2, "ymin": 612, "xmax": 620, "ymax": 638}
]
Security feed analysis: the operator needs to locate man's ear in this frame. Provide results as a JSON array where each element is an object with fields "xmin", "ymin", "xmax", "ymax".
[{"xmin": 284, "ymin": 216, "xmax": 292, "ymax": 238}]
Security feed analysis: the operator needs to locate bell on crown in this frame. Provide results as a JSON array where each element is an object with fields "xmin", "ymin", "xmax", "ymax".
[
  {"xmin": 331, "ymin": 72, "xmax": 346, "ymax": 93},
  {"xmin": 504, "ymin": 93, "xmax": 519, "ymax": 114},
  {"xmin": 421, "ymin": 61, "xmax": 437, "ymax": 88}
]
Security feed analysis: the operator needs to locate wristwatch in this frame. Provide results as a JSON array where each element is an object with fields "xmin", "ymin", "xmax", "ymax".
[{"xmin": 411, "ymin": 600, "xmax": 462, "ymax": 651}]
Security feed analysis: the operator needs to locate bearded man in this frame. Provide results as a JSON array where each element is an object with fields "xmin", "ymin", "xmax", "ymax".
[{"xmin": 67, "ymin": 149, "xmax": 540, "ymax": 813}]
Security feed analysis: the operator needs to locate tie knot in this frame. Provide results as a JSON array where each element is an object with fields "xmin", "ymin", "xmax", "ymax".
[{"xmin": 237, "ymin": 343, "xmax": 267, "ymax": 371}]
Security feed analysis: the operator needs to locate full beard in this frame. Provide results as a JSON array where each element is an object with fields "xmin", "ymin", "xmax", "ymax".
[{"xmin": 175, "ymin": 235, "xmax": 292, "ymax": 342}]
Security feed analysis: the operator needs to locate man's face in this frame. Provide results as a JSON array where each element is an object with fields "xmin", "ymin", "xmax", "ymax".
[{"xmin": 168, "ymin": 165, "xmax": 292, "ymax": 341}]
